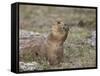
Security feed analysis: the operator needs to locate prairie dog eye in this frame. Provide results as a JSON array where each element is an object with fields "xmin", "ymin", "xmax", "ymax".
[{"xmin": 57, "ymin": 21, "xmax": 61, "ymax": 24}]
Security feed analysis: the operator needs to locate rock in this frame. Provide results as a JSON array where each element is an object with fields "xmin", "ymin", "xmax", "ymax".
[
  {"xmin": 19, "ymin": 29, "xmax": 48, "ymax": 62},
  {"xmin": 19, "ymin": 30, "xmax": 41, "ymax": 39},
  {"xmin": 19, "ymin": 61, "xmax": 43, "ymax": 71},
  {"xmin": 19, "ymin": 30, "xmax": 46, "ymax": 54}
]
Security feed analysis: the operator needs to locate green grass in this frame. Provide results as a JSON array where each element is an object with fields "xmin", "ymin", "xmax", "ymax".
[{"xmin": 63, "ymin": 26, "xmax": 96, "ymax": 68}]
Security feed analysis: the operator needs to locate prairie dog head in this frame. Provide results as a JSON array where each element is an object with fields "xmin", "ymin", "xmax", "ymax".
[{"xmin": 52, "ymin": 18, "xmax": 69, "ymax": 37}]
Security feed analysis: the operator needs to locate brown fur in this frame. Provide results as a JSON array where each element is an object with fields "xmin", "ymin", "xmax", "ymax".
[{"xmin": 20, "ymin": 19, "xmax": 69, "ymax": 65}]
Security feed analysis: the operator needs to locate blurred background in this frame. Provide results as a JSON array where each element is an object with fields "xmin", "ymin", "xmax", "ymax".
[{"xmin": 19, "ymin": 5, "xmax": 96, "ymax": 32}]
